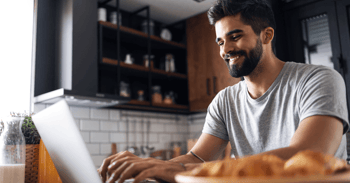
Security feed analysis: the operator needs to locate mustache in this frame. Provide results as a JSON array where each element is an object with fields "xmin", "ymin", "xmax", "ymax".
[{"xmin": 224, "ymin": 50, "xmax": 246, "ymax": 61}]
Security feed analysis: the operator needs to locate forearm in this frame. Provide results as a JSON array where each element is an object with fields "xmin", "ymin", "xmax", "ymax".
[
  {"xmin": 259, "ymin": 146, "xmax": 300, "ymax": 160},
  {"xmin": 169, "ymin": 154, "xmax": 204, "ymax": 171}
]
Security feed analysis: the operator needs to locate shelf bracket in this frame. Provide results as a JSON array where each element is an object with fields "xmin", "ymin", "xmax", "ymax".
[
  {"xmin": 98, "ymin": 0, "xmax": 113, "ymax": 7},
  {"xmin": 130, "ymin": 6, "xmax": 150, "ymax": 17}
]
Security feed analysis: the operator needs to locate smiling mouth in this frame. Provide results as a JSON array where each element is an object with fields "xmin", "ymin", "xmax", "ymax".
[{"xmin": 229, "ymin": 55, "xmax": 241, "ymax": 65}]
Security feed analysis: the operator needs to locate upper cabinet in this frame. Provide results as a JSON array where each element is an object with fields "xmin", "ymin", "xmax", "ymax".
[{"xmin": 186, "ymin": 13, "xmax": 240, "ymax": 112}]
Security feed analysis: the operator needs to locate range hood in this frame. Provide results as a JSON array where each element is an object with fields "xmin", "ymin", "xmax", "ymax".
[
  {"xmin": 33, "ymin": 0, "xmax": 130, "ymax": 108},
  {"xmin": 34, "ymin": 89, "xmax": 130, "ymax": 108}
]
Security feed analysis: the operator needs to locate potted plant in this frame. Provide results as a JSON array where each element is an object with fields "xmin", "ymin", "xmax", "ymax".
[{"xmin": 20, "ymin": 113, "xmax": 41, "ymax": 183}]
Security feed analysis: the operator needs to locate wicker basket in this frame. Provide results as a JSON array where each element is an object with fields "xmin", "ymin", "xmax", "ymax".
[{"xmin": 25, "ymin": 144, "xmax": 40, "ymax": 183}]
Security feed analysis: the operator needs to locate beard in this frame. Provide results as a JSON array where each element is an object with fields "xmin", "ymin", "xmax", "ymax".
[{"xmin": 225, "ymin": 38, "xmax": 263, "ymax": 78}]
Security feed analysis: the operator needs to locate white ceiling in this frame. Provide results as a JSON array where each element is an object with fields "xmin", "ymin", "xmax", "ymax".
[{"xmin": 102, "ymin": 0, "xmax": 217, "ymax": 24}]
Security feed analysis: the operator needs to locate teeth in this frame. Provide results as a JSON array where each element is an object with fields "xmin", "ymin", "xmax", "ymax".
[{"xmin": 229, "ymin": 56, "xmax": 240, "ymax": 62}]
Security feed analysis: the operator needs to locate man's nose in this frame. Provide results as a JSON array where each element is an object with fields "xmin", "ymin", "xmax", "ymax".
[{"xmin": 222, "ymin": 43, "xmax": 235, "ymax": 59}]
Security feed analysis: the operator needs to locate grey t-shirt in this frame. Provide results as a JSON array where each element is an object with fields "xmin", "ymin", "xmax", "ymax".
[{"xmin": 203, "ymin": 62, "xmax": 349, "ymax": 159}]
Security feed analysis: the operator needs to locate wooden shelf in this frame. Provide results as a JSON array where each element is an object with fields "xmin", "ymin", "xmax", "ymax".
[
  {"xmin": 151, "ymin": 68, "xmax": 187, "ymax": 79},
  {"xmin": 127, "ymin": 99, "xmax": 150, "ymax": 106},
  {"xmin": 152, "ymin": 103, "xmax": 189, "ymax": 110},
  {"xmin": 99, "ymin": 21, "xmax": 186, "ymax": 49},
  {"xmin": 101, "ymin": 57, "xmax": 187, "ymax": 79}
]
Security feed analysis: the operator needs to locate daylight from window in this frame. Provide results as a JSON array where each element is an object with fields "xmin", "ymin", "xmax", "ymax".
[{"xmin": 0, "ymin": 1, "xmax": 34, "ymax": 118}]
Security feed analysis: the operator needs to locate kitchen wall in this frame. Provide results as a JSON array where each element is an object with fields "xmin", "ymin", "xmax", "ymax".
[{"xmin": 34, "ymin": 104, "xmax": 207, "ymax": 168}]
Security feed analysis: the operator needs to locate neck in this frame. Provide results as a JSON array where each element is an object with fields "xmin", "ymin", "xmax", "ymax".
[{"xmin": 243, "ymin": 53, "xmax": 285, "ymax": 99}]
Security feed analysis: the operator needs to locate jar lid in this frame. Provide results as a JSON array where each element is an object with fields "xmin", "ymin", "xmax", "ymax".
[
  {"xmin": 143, "ymin": 55, "xmax": 155, "ymax": 59},
  {"xmin": 152, "ymin": 85, "xmax": 161, "ymax": 90}
]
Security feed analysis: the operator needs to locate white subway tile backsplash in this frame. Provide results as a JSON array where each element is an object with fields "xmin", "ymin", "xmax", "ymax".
[
  {"xmin": 117, "ymin": 143, "xmax": 127, "ymax": 153},
  {"xmin": 91, "ymin": 155, "xmax": 107, "ymax": 167},
  {"xmin": 91, "ymin": 108, "xmax": 109, "ymax": 120},
  {"xmin": 80, "ymin": 120, "xmax": 100, "ymax": 131},
  {"xmin": 69, "ymin": 106, "xmax": 198, "ymax": 160},
  {"xmin": 150, "ymin": 143, "xmax": 166, "ymax": 151},
  {"xmin": 172, "ymin": 134, "xmax": 186, "ymax": 142},
  {"xmin": 177, "ymin": 115, "xmax": 187, "ymax": 122},
  {"xmin": 158, "ymin": 118, "xmax": 176, "ymax": 124},
  {"xmin": 80, "ymin": 132, "xmax": 90, "ymax": 143},
  {"xmin": 150, "ymin": 123, "xmax": 164, "ymax": 132},
  {"xmin": 165, "ymin": 124, "xmax": 177, "ymax": 133},
  {"xmin": 86, "ymin": 144, "xmax": 100, "ymax": 155},
  {"xmin": 191, "ymin": 112, "xmax": 207, "ymax": 119},
  {"xmin": 119, "ymin": 121, "xmax": 127, "ymax": 132},
  {"xmin": 193, "ymin": 118, "xmax": 205, "ymax": 124},
  {"xmin": 100, "ymin": 144, "xmax": 112, "ymax": 155},
  {"xmin": 177, "ymin": 124, "xmax": 189, "ymax": 133},
  {"xmin": 142, "ymin": 112, "xmax": 158, "ymax": 117},
  {"xmin": 148, "ymin": 133, "xmax": 158, "ymax": 143},
  {"xmin": 75, "ymin": 119, "xmax": 80, "ymax": 128},
  {"xmin": 127, "ymin": 111, "xmax": 144, "ymax": 117},
  {"xmin": 128, "ymin": 133, "xmax": 143, "ymax": 143},
  {"xmin": 128, "ymin": 116, "xmax": 142, "ymax": 122},
  {"xmin": 159, "ymin": 134, "xmax": 172, "ymax": 143},
  {"xmin": 147, "ymin": 117, "xmax": 158, "ymax": 123},
  {"xmin": 136, "ymin": 122, "xmax": 144, "ymax": 132},
  {"xmin": 34, "ymin": 104, "xmax": 46, "ymax": 114},
  {"xmin": 110, "ymin": 132, "xmax": 127, "ymax": 143},
  {"xmin": 91, "ymin": 132, "xmax": 109, "ymax": 142},
  {"xmin": 109, "ymin": 110, "xmax": 120, "ymax": 120},
  {"xmin": 70, "ymin": 107, "xmax": 90, "ymax": 118},
  {"xmin": 189, "ymin": 124, "xmax": 204, "ymax": 133},
  {"xmin": 100, "ymin": 121, "xmax": 118, "ymax": 131}
]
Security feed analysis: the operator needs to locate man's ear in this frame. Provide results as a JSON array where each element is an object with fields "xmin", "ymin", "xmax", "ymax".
[{"xmin": 262, "ymin": 27, "xmax": 274, "ymax": 44}]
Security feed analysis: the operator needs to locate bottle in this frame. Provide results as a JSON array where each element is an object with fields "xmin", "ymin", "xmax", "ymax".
[
  {"xmin": 0, "ymin": 116, "xmax": 26, "ymax": 183},
  {"xmin": 110, "ymin": 11, "xmax": 122, "ymax": 25}
]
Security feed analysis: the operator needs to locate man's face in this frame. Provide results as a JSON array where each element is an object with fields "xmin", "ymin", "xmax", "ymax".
[{"xmin": 215, "ymin": 14, "xmax": 263, "ymax": 78}]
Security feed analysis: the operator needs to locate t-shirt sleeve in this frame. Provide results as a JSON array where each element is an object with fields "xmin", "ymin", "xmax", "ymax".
[
  {"xmin": 202, "ymin": 89, "xmax": 230, "ymax": 141},
  {"xmin": 299, "ymin": 66, "xmax": 349, "ymax": 134}
]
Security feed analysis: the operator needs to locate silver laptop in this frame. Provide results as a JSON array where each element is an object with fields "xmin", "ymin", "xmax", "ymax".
[
  {"xmin": 32, "ymin": 100, "xmax": 103, "ymax": 183},
  {"xmin": 33, "ymin": 100, "xmax": 155, "ymax": 183}
]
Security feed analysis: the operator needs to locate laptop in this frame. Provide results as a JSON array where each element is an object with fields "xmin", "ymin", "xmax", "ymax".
[{"xmin": 32, "ymin": 100, "xmax": 139, "ymax": 183}]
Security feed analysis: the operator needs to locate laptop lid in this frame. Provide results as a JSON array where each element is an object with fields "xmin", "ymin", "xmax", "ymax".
[{"xmin": 32, "ymin": 100, "xmax": 102, "ymax": 183}]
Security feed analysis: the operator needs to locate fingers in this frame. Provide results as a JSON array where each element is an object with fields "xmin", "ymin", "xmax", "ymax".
[
  {"xmin": 133, "ymin": 168, "xmax": 159, "ymax": 183},
  {"xmin": 99, "ymin": 151, "xmax": 135, "ymax": 182},
  {"xmin": 109, "ymin": 163, "xmax": 156, "ymax": 183}
]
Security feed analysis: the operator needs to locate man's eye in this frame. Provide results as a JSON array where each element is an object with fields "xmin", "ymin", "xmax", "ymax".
[{"xmin": 232, "ymin": 35, "xmax": 241, "ymax": 40}]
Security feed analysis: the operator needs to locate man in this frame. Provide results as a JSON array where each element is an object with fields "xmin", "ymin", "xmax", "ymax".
[{"xmin": 98, "ymin": 0, "xmax": 349, "ymax": 182}]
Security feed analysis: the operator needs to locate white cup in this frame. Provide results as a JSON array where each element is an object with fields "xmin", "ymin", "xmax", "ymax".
[{"xmin": 98, "ymin": 8, "xmax": 107, "ymax": 21}]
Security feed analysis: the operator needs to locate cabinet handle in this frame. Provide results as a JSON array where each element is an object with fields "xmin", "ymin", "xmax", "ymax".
[
  {"xmin": 207, "ymin": 78, "xmax": 211, "ymax": 96},
  {"xmin": 213, "ymin": 76, "xmax": 217, "ymax": 94}
]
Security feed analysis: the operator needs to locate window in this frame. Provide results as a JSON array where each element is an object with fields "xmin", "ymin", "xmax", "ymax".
[{"xmin": 0, "ymin": 1, "xmax": 35, "ymax": 117}]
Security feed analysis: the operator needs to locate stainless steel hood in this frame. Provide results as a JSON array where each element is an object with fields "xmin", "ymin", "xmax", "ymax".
[{"xmin": 34, "ymin": 88, "xmax": 130, "ymax": 108}]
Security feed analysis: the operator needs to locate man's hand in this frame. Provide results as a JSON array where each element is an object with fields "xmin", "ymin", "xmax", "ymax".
[{"xmin": 98, "ymin": 151, "xmax": 187, "ymax": 183}]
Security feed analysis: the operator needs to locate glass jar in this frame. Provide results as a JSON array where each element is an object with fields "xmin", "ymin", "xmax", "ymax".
[
  {"xmin": 0, "ymin": 116, "xmax": 26, "ymax": 183},
  {"xmin": 137, "ymin": 90, "xmax": 145, "ymax": 101},
  {"xmin": 120, "ymin": 81, "xmax": 130, "ymax": 97},
  {"xmin": 152, "ymin": 86, "xmax": 162, "ymax": 104},
  {"xmin": 165, "ymin": 54, "xmax": 175, "ymax": 72},
  {"xmin": 110, "ymin": 11, "xmax": 122, "ymax": 25},
  {"xmin": 143, "ymin": 55, "xmax": 154, "ymax": 68}
]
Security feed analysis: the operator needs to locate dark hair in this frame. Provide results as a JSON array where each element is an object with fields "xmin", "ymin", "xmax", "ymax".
[{"xmin": 207, "ymin": 0, "xmax": 276, "ymax": 36}]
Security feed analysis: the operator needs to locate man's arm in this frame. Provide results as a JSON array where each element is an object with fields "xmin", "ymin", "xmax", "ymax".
[
  {"xmin": 260, "ymin": 115, "xmax": 344, "ymax": 160},
  {"xmin": 99, "ymin": 133, "xmax": 228, "ymax": 183},
  {"xmin": 169, "ymin": 133, "xmax": 229, "ymax": 170}
]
